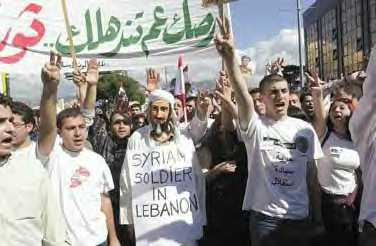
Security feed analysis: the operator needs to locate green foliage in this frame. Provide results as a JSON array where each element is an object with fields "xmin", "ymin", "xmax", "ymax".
[{"xmin": 97, "ymin": 71, "xmax": 145, "ymax": 104}]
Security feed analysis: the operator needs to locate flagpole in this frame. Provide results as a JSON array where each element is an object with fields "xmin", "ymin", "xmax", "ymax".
[{"xmin": 60, "ymin": 0, "xmax": 80, "ymax": 101}]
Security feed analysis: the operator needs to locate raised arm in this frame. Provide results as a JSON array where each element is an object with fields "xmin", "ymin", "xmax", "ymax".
[
  {"xmin": 184, "ymin": 90, "xmax": 210, "ymax": 144},
  {"xmin": 215, "ymin": 70, "xmax": 237, "ymax": 132},
  {"xmin": 214, "ymin": 18, "xmax": 253, "ymax": 130},
  {"xmin": 146, "ymin": 68, "xmax": 160, "ymax": 93},
  {"xmin": 38, "ymin": 52, "xmax": 61, "ymax": 156},
  {"xmin": 307, "ymin": 72, "xmax": 327, "ymax": 140},
  {"xmin": 82, "ymin": 59, "xmax": 99, "ymax": 111}
]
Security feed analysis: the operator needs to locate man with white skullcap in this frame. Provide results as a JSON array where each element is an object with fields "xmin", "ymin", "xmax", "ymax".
[{"xmin": 119, "ymin": 89, "xmax": 210, "ymax": 246}]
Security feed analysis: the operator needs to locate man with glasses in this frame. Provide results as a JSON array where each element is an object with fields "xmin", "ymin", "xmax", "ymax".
[{"xmin": 11, "ymin": 101, "xmax": 37, "ymax": 156}]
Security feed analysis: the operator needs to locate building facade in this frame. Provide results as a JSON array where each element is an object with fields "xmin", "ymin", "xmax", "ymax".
[{"xmin": 304, "ymin": 0, "xmax": 376, "ymax": 81}]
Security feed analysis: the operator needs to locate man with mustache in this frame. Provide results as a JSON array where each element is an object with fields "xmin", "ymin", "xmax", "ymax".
[{"xmin": 120, "ymin": 89, "xmax": 210, "ymax": 246}]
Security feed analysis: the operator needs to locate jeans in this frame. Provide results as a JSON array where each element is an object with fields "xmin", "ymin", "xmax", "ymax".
[
  {"xmin": 359, "ymin": 221, "xmax": 376, "ymax": 246},
  {"xmin": 321, "ymin": 191, "xmax": 358, "ymax": 246},
  {"xmin": 249, "ymin": 210, "xmax": 311, "ymax": 246}
]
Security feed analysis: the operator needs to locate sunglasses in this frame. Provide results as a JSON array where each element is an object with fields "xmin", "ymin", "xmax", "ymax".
[{"xmin": 112, "ymin": 119, "xmax": 130, "ymax": 125}]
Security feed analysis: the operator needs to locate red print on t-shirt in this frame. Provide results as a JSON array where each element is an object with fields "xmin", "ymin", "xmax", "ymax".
[{"xmin": 70, "ymin": 166, "xmax": 90, "ymax": 188}]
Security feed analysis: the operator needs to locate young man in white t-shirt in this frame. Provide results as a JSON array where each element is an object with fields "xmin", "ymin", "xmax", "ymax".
[
  {"xmin": 214, "ymin": 20, "xmax": 324, "ymax": 246},
  {"xmin": 38, "ymin": 53, "xmax": 120, "ymax": 246},
  {"xmin": 350, "ymin": 47, "xmax": 376, "ymax": 246}
]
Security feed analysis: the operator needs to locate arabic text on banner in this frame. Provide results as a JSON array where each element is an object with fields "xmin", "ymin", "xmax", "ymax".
[{"xmin": 0, "ymin": 0, "xmax": 220, "ymax": 74}]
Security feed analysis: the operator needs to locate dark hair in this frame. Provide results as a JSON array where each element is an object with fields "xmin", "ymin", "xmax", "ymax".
[
  {"xmin": 0, "ymin": 94, "xmax": 12, "ymax": 108},
  {"xmin": 11, "ymin": 101, "xmax": 35, "ymax": 125},
  {"xmin": 259, "ymin": 74, "xmax": 287, "ymax": 93},
  {"xmin": 300, "ymin": 91, "xmax": 312, "ymax": 104},
  {"xmin": 57, "ymin": 107, "xmax": 83, "ymax": 129},
  {"xmin": 248, "ymin": 87, "xmax": 261, "ymax": 95},
  {"xmin": 327, "ymin": 98, "xmax": 353, "ymax": 140},
  {"xmin": 110, "ymin": 111, "xmax": 131, "ymax": 125}
]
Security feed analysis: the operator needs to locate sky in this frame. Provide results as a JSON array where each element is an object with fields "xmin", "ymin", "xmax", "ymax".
[
  {"xmin": 229, "ymin": 0, "xmax": 317, "ymax": 87},
  {"xmin": 10, "ymin": 0, "xmax": 318, "ymax": 105},
  {"xmin": 231, "ymin": 0, "xmax": 316, "ymax": 49}
]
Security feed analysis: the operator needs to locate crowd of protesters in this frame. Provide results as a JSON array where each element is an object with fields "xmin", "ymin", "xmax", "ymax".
[{"xmin": 1, "ymin": 18, "xmax": 376, "ymax": 246}]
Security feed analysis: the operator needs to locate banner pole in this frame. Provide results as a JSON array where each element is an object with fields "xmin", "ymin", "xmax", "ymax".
[
  {"xmin": 60, "ymin": 0, "xmax": 78, "ymax": 68},
  {"xmin": 60, "ymin": 0, "xmax": 80, "ymax": 101}
]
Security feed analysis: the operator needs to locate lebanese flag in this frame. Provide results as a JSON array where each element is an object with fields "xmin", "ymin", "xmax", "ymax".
[{"xmin": 174, "ymin": 55, "xmax": 188, "ymax": 123}]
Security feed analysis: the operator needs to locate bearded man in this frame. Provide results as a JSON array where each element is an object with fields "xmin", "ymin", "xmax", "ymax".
[{"xmin": 120, "ymin": 89, "xmax": 210, "ymax": 246}]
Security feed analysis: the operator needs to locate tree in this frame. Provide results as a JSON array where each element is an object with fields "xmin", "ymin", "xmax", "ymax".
[{"xmin": 97, "ymin": 71, "xmax": 145, "ymax": 104}]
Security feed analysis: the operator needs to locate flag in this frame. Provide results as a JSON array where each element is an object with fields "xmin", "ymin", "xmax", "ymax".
[{"xmin": 174, "ymin": 55, "xmax": 188, "ymax": 123}]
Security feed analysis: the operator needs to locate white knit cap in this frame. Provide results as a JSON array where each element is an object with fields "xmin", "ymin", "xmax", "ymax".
[{"xmin": 148, "ymin": 89, "xmax": 175, "ymax": 106}]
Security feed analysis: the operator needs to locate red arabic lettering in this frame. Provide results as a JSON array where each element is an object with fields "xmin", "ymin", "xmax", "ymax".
[{"xmin": 0, "ymin": 3, "xmax": 45, "ymax": 64}]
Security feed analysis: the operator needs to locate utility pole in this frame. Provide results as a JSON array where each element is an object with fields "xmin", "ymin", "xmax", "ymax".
[{"xmin": 297, "ymin": 0, "xmax": 305, "ymax": 88}]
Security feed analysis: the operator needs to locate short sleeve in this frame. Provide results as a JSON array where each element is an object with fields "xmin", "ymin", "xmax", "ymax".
[
  {"xmin": 36, "ymin": 137, "xmax": 60, "ymax": 169},
  {"xmin": 100, "ymin": 159, "xmax": 114, "ymax": 194},
  {"xmin": 310, "ymin": 126, "xmax": 324, "ymax": 161},
  {"xmin": 239, "ymin": 113, "xmax": 260, "ymax": 141}
]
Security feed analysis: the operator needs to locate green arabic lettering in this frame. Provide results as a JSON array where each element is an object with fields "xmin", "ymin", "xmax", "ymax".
[
  {"xmin": 162, "ymin": 15, "xmax": 185, "ymax": 44},
  {"xmin": 194, "ymin": 13, "xmax": 214, "ymax": 37},
  {"xmin": 195, "ymin": 14, "xmax": 216, "ymax": 47},
  {"xmin": 86, "ymin": 9, "xmax": 105, "ymax": 50},
  {"xmin": 102, "ymin": 11, "xmax": 144, "ymax": 56},
  {"xmin": 103, "ymin": 16, "xmax": 121, "ymax": 42},
  {"xmin": 84, "ymin": 9, "xmax": 96, "ymax": 50},
  {"xmin": 122, "ymin": 24, "xmax": 143, "ymax": 47},
  {"xmin": 141, "ymin": 6, "xmax": 167, "ymax": 56},
  {"xmin": 100, "ymin": 31, "xmax": 123, "ymax": 57},
  {"xmin": 55, "ymin": 25, "xmax": 87, "ymax": 54},
  {"xmin": 135, "ymin": 12, "xmax": 144, "ymax": 19},
  {"xmin": 183, "ymin": 0, "xmax": 194, "ymax": 39}
]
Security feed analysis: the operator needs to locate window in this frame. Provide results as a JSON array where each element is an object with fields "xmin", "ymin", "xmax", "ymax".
[{"xmin": 341, "ymin": 0, "xmax": 364, "ymax": 75}]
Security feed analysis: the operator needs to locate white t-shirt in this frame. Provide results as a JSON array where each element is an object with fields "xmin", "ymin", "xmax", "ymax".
[
  {"xmin": 317, "ymin": 131, "xmax": 360, "ymax": 195},
  {"xmin": 0, "ymin": 152, "xmax": 66, "ymax": 246},
  {"xmin": 240, "ymin": 114, "xmax": 323, "ymax": 219},
  {"xmin": 12, "ymin": 141, "xmax": 37, "ymax": 160},
  {"xmin": 350, "ymin": 47, "xmax": 376, "ymax": 228},
  {"xmin": 40, "ymin": 142, "xmax": 114, "ymax": 246}
]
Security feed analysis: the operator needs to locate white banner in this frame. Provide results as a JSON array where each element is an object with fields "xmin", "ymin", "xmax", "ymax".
[
  {"xmin": 127, "ymin": 139, "xmax": 203, "ymax": 245},
  {"xmin": 0, "ymin": 0, "xmax": 219, "ymax": 74}
]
